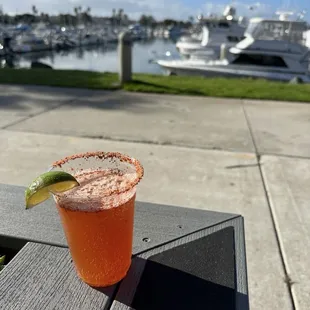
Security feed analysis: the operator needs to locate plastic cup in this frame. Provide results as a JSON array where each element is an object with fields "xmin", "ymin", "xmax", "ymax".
[{"xmin": 50, "ymin": 152, "xmax": 144, "ymax": 287}]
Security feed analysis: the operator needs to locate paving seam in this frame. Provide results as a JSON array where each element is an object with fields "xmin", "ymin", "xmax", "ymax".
[
  {"xmin": 2, "ymin": 127, "xmax": 310, "ymax": 162},
  {"xmin": 242, "ymin": 103, "xmax": 296, "ymax": 309}
]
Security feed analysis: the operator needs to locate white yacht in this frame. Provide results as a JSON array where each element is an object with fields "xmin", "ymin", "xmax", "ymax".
[
  {"xmin": 158, "ymin": 16, "xmax": 310, "ymax": 82},
  {"xmin": 176, "ymin": 6, "xmax": 247, "ymax": 58}
]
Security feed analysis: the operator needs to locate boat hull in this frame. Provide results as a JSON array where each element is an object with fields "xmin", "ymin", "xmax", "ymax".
[{"xmin": 157, "ymin": 60, "xmax": 310, "ymax": 82}]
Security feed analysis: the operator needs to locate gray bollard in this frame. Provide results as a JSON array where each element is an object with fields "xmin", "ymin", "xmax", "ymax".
[{"xmin": 118, "ymin": 31, "xmax": 132, "ymax": 84}]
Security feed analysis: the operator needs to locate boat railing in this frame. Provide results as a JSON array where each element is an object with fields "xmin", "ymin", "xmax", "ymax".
[
  {"xmin": 245, "ymin": 20, "xmax": 308, "ymax": 44},
  {"xmin": 299, "ymin": 50, "xmax": 310, "ymax": 64},
  {"xmin": 148, "ymin": 50, "xmax": 181, "ymax": 64}
]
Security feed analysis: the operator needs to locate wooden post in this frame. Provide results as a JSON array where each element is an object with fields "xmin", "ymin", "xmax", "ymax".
[
  {"xmin": 118, "ymin": 31, "xmax": 132, "ymax": 84},
  {"xmin": 220, "ymin": 44, "xmax": 227, "ymax": 60}
]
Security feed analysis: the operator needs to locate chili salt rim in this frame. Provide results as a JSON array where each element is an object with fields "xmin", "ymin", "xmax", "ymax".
[{"xmin": 50, "ymin": 151, "xmax": 144, "ymax": 197}]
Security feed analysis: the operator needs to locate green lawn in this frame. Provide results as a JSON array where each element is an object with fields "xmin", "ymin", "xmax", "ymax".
[
  {"xmin": 126, "ymin": 74, "xmax": 310, "ymax": 102},
  {"xmin": 0, "ymin": 69, "xmax": 120, "ymax": 90},
  {"xmin": 0, "ymin": 68, "xmax": 310, "ymax": 102}
]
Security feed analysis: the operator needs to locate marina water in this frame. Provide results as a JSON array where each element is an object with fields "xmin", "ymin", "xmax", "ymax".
[{"xmin": 5, "ymin": 39, "xmax": 178, "ymax": 74}]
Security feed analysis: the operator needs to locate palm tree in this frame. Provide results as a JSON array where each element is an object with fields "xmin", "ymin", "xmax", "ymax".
[
  {"xmin": 118, "ymin": 9, "xmax": 123, "ymax": 26},
  {"xmin": 118, "ymin": 8, "xmax": 123, "ymax": 19},
  {"xmin": 85, "ymin": 7, "xmax": 92, "ymax": 25},
  {"xmin": 112, "ymin": 9, "xmax": 116, "ymax": 26},
  {"xmin": 32, "ymin": 5, "xmax": 38, "ymax": 15},
  {"xmin": 74, "ymin": 7, "xmax": 82, "ymax": 25},
  {"xmin": 123, "ymin": 14, "xmax": 129, "ymax": 25},
  {"xmin": 0, "ymin": 5, "xmax": 3, "ymax": 25}
]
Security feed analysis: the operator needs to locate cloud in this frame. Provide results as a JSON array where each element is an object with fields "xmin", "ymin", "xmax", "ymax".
[
  {"xmin": 202, "ymin": 1, "xmax": 273, "ymax": 18},
  {"xmin": 2, "ymin": 0, "xmax": 308, "ymax": 21},
  {"xmin": 202, "ymin": 1, "xmax": 310, "ymax": 21},
  {"xmin": 1, "ymin": 0, "xmax": 197, "ymax": 19}
]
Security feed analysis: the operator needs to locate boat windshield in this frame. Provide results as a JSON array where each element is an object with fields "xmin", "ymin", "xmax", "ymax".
[{"xmin": 245, "ymin": 19, "xmax": 307, "ymax": 44}]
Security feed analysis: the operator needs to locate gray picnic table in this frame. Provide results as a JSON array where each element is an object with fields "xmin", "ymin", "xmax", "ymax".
[{"xmin": 0, "ymin": 183, "xmax": 249, "ymax": 310}]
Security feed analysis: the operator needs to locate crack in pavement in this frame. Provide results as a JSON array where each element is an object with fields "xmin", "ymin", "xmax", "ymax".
[
  {"xmin": 242, "ymin": 102, "xmax": 296, "ymax": 310},
  {"xmin": 225, "ymin": 163, "xmax": 260, "ymax": 169}
]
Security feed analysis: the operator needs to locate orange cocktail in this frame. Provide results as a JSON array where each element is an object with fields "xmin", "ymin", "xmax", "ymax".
[{"xmin": 51, "ymin": 152, "xmax": 143, "ymax": 287}]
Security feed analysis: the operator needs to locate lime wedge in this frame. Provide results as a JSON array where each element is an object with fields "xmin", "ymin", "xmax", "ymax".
[
  {"xmin": 0, "ymin": 255, "xmax": 5, "ymax": 265},
  {"xmin": 25, "ymin": 171, "xmax": 80, "ymax": 209},
  {"xmin": 0, "ymin": 255, "xmax": 5, "ymax": 271}
]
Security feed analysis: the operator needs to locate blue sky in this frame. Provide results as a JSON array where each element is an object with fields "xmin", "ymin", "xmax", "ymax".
[{"xmin": 1, "ymin": 0, "xmax": 309, "ymax": 21}]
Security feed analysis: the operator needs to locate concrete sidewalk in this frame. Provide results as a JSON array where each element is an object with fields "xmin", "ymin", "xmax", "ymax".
[{"xmin": 0, "ymin": 84, "xmax": 309, "ymax": 309}]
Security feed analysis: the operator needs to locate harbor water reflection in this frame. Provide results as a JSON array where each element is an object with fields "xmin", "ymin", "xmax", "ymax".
[{"xmin": 1, "ymin": 39, "xmax": 180, "ymax": 74}]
